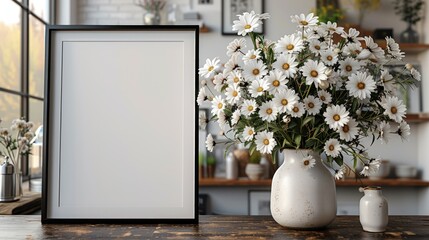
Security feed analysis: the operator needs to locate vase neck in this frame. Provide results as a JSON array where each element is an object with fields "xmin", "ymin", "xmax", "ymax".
[
  {"xmin": 364, "ymin": 189, "xmax": 383, "ymax": 197},
  {"xmin": 282, "ymin": 149, "xmax": 321, "ymax": 165}
]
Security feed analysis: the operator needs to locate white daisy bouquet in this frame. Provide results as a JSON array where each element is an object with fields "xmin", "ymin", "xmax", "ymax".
[{"xmin": 197, "ymin": 12, "xmax": 421, "ymax": 178}]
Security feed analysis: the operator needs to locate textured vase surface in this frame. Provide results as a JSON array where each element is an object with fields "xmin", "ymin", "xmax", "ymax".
[{"xmin": 270, "ymin": 149, "xmax": 337, "ymax": 228}]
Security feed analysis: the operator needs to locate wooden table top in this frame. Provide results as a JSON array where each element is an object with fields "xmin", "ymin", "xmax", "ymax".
[{"xmin": 0, "ymin": 215, "xmax": 428, "ymax": 239}]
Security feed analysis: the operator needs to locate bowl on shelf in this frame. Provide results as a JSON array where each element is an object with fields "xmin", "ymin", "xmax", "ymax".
[
  {"xmin": 369, "ymin": 160, "xmax": 390, "ymax": 180},
  {"xmin": 395, "ymin": 165, "xmax": 418, "ymax": 179}
]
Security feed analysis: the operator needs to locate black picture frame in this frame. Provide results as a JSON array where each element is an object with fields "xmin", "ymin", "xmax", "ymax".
[
  {"xmin": 42, "ymin": 25, "xmax": 199, "ymax": 224},
  {"xmin": 221, "ymin": 0, "xmax": 265, "ymax": 35}
]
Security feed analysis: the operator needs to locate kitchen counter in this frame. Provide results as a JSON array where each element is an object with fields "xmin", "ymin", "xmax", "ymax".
[{"xmin": 0, "ymin": 215, "xmax": 428, "ymax": 239}]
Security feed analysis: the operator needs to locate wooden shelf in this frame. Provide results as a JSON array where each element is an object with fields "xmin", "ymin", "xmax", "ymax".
[
  {"xmin": 199, "ymin": 178, "xmax": 429, "ymax": 187},
  {"xmin": 370, "ymin": 41, "xmax": 429, "ymax": 54},
  {"xmin": 405, "ymin": 113, "xmax": 429, "ymax": 123}
]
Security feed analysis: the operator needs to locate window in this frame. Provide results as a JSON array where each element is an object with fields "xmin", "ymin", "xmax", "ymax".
[{"xmin": 0, "ymin": 0, "xmax": 52, "ymax": 178}]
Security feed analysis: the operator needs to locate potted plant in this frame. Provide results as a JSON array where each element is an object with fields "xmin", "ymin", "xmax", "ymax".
[
  {"xmin": 198, "ymin": 11, "xmax": 419, "ymax": 228},
  {"xmin": 394, "ymin": 0, "xmax": 424, "ymax": 43},
  {"xmin": 206, "ymin": 154, "xmax": 216, "ymax": 178},
  {"xmin": 245, "ymin": 150, "xmax": 263, "ymax": 180}
]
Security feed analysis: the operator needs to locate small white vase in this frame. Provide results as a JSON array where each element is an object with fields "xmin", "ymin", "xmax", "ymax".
[
  {"xmin": 245, "ymin": 163, "xmax": 263, "ymax": 180},
  {"xmin": 270, "ymin": 149, "xmax": 336, "ymax": 229},
  {"xmin": 359, "ymin": 186, "xmax": 388, "ymax": 232}
]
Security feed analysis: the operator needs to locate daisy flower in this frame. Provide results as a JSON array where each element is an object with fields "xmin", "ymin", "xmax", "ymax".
[
  {"xmin": 303, "ymin": 95, "xmax": 322, "ymax": 115},
  {"xmin": 338, "ymin": 118, "xmax": 359, "ymax": 142},
  {"xmin": 289, "ymin": 101, "xmax": 305, "ymax": 118},
  {"xmin": 309, "ymin": 39, "xmax": 327, "ymax": 55},
  {"xmin": 301, "ymin": 155, "xmax": 316, "ymax": 170},
  {"xmin": 231, "ymin": 109, "xmax": 241, "ymax": 126},
  {"xmin": 411, "ymin": 68, "xmax": 421, "ymax": 81},
  {"xmin": 242, "ymin": 126, "xmax": 255, "ymax": 141},
  {"xmin": 199, "ymin": 111, "xmax": 208, "ymax": 130},
  {"xmin": 380, "ymin": 69, "xmax": 396, "ymax": 93},
  {"xmin": 259, "ymin": 101, "xmax": 278, "ymax": 122},
  {"xmin": 205, "ymin": 134, "xmax": 216, "ymax": 152},
  {"xmin": 227, "ymin": 70, "xmax": 243, "ymax": 85},
  {"xmin": 213, "ymin": 72, "xmax": 227, "ymax": 92},
  {"xmin": 341, "ymin": 28, "xmax": 361, "ymax": 44},
  {"xmin": 217, "ymin": 111, "xmax": 227, "ymax": 130},
  {"xmin": 360, "ymin": 158, "xmax": 381, "ymax": 177},
  {"xmin": 318, "ymin": 90, "xmax": 332, "ymax": 104},
  {"xmin": 273, "ymin": 88, "xmax": 299, "ymax": 113},
  {"xmin": 334, "ymin": 165, "xmax": 346, "ymax": 180},
  {"xmin": 291, "ymin": 13, "xmax": 318, "ymax": 27},
  {"xmin": 272, "ymin": 54, "xmax": 298, "ymax": 78},
  {"xmin": 199, "ymin": 57, "xmax": 220, "ymax": 78},
  {"xmin": 397, "ymin": 121, "xmax": 411, "ymax": 141},
  {"xmin": 342, "ymin": 42, "xmax": 363, "ymax": 56},
  {"xmin": 274, "ymin": 34, "xmax": 304, "ymax": 54},
  {"xmin": 324, "ymin": 138, "xmax": 342, "ymax": 157},
  {"xmin": 241, "ymin": 99, "xmax": 258, "ymax": 116},
  {"xmin": 225, "ymin": 83, "xmax": 241, "ymax": 104},
  {"xmin": 320, "ymin": 21, "xmax": 344, "ymax": 35},
  {"xmin": 324, "ymin": 105, "xmax": 350, "ymax": 130},
  {"xmin": 232, "ymin": 11, "xmax": 261, "ymax": 36},
  {"xmin": 346, "ymin": 71, "xmax": 376, "ymax": 100},
  {"xmin": 255, "ymin": 130, "xmax": 277, "ymax": 154},
  {"xmin": 363, "ymin": 36, "xmax": 385, "ymax": 61},
  {"xmin": 249, "ymin": 78, "xmax": 269, "ymax": 98},
  {"xmin": 385, "ymin": 36, "xmax": 404, "ymax": 60},
  {"xmin": 243, "ymin": 60, "xmax": 268, "ymax": 81},
  {"xmin": 211, "ymin": 95, "xmax": 226, "ymax": 115},
  {"xmin": 377, "ymin": 121, "xmax": 392, "ymax": 144},
  {"xmin": 379, "ymin": 96, "xmax": 406, "ymax": 123},
  {"xmin": 266, "ymin": 69, "xmax": 287, "ymax": 94},
  {"xmin": 243, "ymin": 49, "xmax": 261, "ymax": 64},
  {"xmin": 227, "ymin": 38, "xmax": 246, "ymax": 57},
  {"xmin": 197, "ymin": 87, "xmax": 208, "ymax": 106},
  {"xmin": 339, "ymin": 57, "xmax": 362, "ymax": 77},
  {"xmin": 301, "ymin": 60, "xmax": 328, "ymax": 87},
  {"xmin": 320, "ymin": 49, "xmax": 338, "ymax": 66},
  {"xmin": 223, "ymin": 54, "xmax": 240, "ymax": 74}
]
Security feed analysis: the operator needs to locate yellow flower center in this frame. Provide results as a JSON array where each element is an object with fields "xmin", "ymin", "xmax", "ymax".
[
  {"xmin": 286, "ymin": 44, "xmax": 294, "ymax": 51},
  {"xmin": 282, "ymin": 63, "xmax": 290, "ymax": 70},
  {"xmin": 250, "ymin": 54, "xmax": 257, "ymax": 59},
  {"xmin": 315, "ymin": 45, "xmax": 321, "ymax": 50},
  {"xmin": 342, "ymin": 125, "xmax": 350, "ymax": 133},
  {"xmin": 320, "ymin": 96, "xmax": 326, "ymax": 101},
  {"xmin": 257, "ymin": 87, "xmax": 264, "ymax": 92},
  {"xmin": 208, "ymin": 66, "xmax": 214, "ymax": 71},
  {"xmin": 247, "ymin": 105, "xmax": 254, "ymax": 111},
  {"xmin": 232, "ymin": 91, "xmax": 238, "ymax": 97},
  {"xmin": 245, "ymin": 24, "xmax": 251, "ymax": 29},
  {"xmin": 217, "ymin": 103, "xmax": 223, "ymax": 109},
  {"xmin": 303, "ymin": 160, "xmax": 310, "ymax": 166},
  {"xmin": 333, "ymin": 114, "xmax": 340, "ymax": 121},
  {"xmin": 234, "ymin": 77, "xmax": 240, "ymax": 83},
  {"xmin": 345, "ymin": 65, "xmax": 352, "ymax": 72},
  {"xmin": 357, "ymin": 82, "xmax": 366, "ymax": 90},
  {"xmin": 281, "ymin": 99, "xmax": 288, "ymax": 106},
  {"xmin": 329, "ymin": 145, "xmax": 335, "ymax": 151},
  {"xmin": 391, "ymin": 106, "xmax": 398, "ymax": 114},
  {"xmin": 300, "ymin": 20, "xmax": 308, "ymax": 26},
  {"xmin": 293, "ymin": 107, "xmax": 299, "ymax": 113},
  {"xmin": 308, "ymin": 102, "xmax": 315, "ymax": 108},
  {"xmin": 248, "ymin": 129, "xmax": 254, "ymax": 135},
  {"xmin": 252, "ymin": 69, "xmax": 260, "ymax": 76},
  {"xmin": 327, "ymin": 55, "xmax": 333, "ymax": 61},
  {"xmin": 263, "ymin": 139, "xmax": 269, "ymax": 145},
  {"xmin": 273, "ymin": 80, "xmax": 280, "ymax": 87},
  {"xmin": 310, "ymin": 70, "xmax": 318, "ymax": 77},
  {"xmin": 266, "ymin": 108, "xmax": 273, "ymax": 115}
]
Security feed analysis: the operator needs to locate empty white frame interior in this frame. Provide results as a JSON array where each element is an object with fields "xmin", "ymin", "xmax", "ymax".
[{"xmin": 46, "ymin": 29, "xmax": 196, "ymax": 219}]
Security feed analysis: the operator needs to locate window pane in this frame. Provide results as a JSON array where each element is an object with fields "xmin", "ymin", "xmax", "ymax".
[
  {"xmin": 0, "ymin": 92, "xmax": 21, "ymax": 126},
  {"xmin": 29, "ymin": 16, "xmax": 45, "ymax": 98},
  {"xmin": 29, "ymin": 0, "xmax": 49, "ymax": 23},
  {"xmin": 0, "ymin": 1, "xmax": 21, "ymax": 92},
  {"xmin": 29, "ymin": 98, "xmax": 43, "ymax": 130}
]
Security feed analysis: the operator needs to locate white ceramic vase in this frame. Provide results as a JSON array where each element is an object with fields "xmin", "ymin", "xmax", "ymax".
[
  {"xmin": 270, "ymin": 149, "xmax": 337, "ymax": 229},
  {"xmin": 245, "ymin": 163, "xmax": 264, "ymax": 180},
  {"xmin": 359, "ymin": 186, "xmax": 388, "ymax": 232}
]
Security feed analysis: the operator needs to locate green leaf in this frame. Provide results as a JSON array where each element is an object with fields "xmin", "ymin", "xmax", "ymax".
[
  {"xmin": 334, "ymin": 157, "xmax": 343, "ymax": 166},
  {"xmin": 272, "ymin": 150, "xmax": 277, "ymax": 165},
  {"xmin": 302, "ymin": 116, "xmax": 314, "ymax": 127},
  {"xmin": 294, "ymin": 135, "xmax": 301, "ymax": 148}
]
